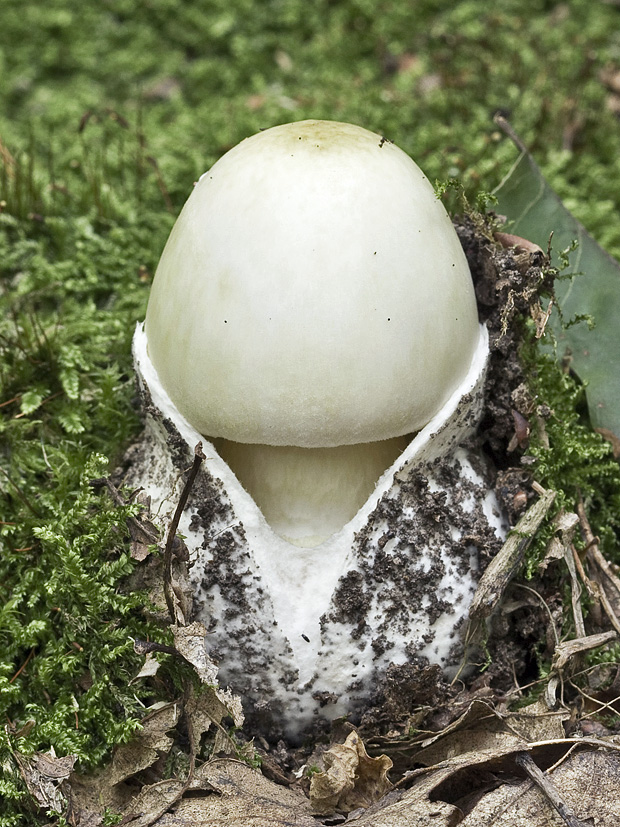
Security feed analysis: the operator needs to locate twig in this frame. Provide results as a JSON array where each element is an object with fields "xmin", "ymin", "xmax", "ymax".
[
  {"xmin": 552, "ymin": 631, "xmax": 617, "ymax": 672},
  {"xmin": 573, "ymin": 500, "xmax": 620, "ymax": 633},
  {"xmin": 577, "ymin": 499, "xmax": 620, "ymax": 592},
  {"xmin": 571, "ymin": 544, "xmax": 602, "ymax": 625},
  {"xmin": 0, "ymin": 466, "xmax": 41, "ymax": 517},
  {"xmin": 563, "ymin": 543, "xmax": 586, "ymax": 639},
  {"xmin": 568, "ymin": 678, "xmax": 620, "ymax": 720},
  {"xmin": 132, "ymin": 639, "xmax": 181, "ymax": 657},
  {"xmin": 13, "ymin": 390, "xmax": 63, "ymax": 419},
  {"xmin": 493, "ymin": 114, "xmax": 530, "ymax": 155},
  {"xmin": 0, "ymin": 394, "xmax": 22, "ymax": 409},
  {"xmin": 515, "ymin": 752, "xmax": 590, "ymax": 827},
  {"xmin": 9, "ymin": 648, "xmax": 36, "ymax": 683},
  {"xmin": 163, "ymin": 443, "xmax": 206, "ymax": 621},
  {"xmin": 464, "ymin": 485, "xmax": 556, "ymax": 645}
]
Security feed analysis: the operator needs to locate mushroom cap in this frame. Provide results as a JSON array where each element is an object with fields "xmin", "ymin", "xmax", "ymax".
[{"xmin": 145, "ymin": 120, "xmax": 479, "ymax": 448}]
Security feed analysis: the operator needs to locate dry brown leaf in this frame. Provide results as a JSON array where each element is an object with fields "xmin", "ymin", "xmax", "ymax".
[
  {"xmin": 172, "ymin": 621, "xmax": 218, "ymax": 683},
  {"xmin": 184, "ymin": 682, "xmax": 244, "ymax": 755},
  {"xmin": 130, "ymin": 652, "xmax": 162, "ymax": 683},
  {"xmin": 117, "ymin": 777, "xmax": 199, "ymax": 827},
  {"xmin": 414, "ymin": 720, "xmax": 526, "ymax": 768},
  {"xmin": 399, "ymin": 699, "xmax": 568, "ymax": 775},
  {"xmin": 144, "ymin": 759, "xmax": 317, "ymax": 827},
  {"xmin": 416, "ymin": 699, "xmax": 509, "ymax": 757},
  {"xmin": 459, "ymin": 749, "xmax": 620, "ymax": 825},
  {"xmin": 501, "ymin": 698, "xmax": 568, "ymax": 743},
  {"xmin": 349, "ymin": 765, "xmax": 465, "ymax": 826},
  {"xmin": 596, "ymin": 426, "xmax": 620, "ymax": 459},
  {"xmin": 14, "ymin": 751, "xmax": 76, "ymax": 812},
  {"xmin": 358, "ymin": 741, "xmax": 620, "ymax": 826},
  {"xmin": 309, "ymin": 730, "xmax": 393, "ymax": 815},
  {"xmin": 71, "ymin": 736, "xmax": 620, "ymax": 827},
  {"xmin": 69, "ymin": 702, "xmax": 181, "ymax": 819},
  {"xmin": 105, "ymin": 702, "xmax": 181, "ymax": 787}
]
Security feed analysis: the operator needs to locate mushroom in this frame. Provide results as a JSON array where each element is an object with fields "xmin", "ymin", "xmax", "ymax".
[
  {"xmin": 131, "ymin": 120, "xmax": 506, "ymax": 737},
  {"xmin": 144, "ymin": 120, "xmax": 480, "ymax": 546}
]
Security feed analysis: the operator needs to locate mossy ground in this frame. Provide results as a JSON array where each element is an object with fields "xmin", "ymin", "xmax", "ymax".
[{"xmin": 2, "ymin": 1, "xmax": 620, "ymax": 822}]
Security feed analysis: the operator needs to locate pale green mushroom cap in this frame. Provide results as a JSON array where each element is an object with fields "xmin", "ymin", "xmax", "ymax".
[{"xmin": 145, "ymin": 119, "xmax": 479, "ymax": 449}]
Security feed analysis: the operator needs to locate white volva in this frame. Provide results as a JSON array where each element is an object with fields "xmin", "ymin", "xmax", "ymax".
[{"xmin": 134, "ymin": 120, "xmax": 506, "ymax": 737}]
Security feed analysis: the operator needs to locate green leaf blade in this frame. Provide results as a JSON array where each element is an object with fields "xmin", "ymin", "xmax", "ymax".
[{"xmin": 494, "ymin": 147, "xmax": 620, "ymax": 440}]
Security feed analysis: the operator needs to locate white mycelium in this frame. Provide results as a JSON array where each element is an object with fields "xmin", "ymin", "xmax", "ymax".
[{"xmin": 132, "ymin": 120, "xmax": 506, "ymax": 738}]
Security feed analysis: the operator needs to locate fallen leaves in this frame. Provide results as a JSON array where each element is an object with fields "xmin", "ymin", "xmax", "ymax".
[
  {"xmin": 146, "ymin": 760, "xmax": 317, "ymax": 827},
  {"xmin": 36, "ymin": 699, "xmax": 620, "ymax": 826}
]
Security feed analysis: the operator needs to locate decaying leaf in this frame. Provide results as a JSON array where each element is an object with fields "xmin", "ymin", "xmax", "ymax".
[
  {"xmin": 70, "ymin": 702, "xmax": 181, "ymax": 817},
  {"xmin": 172, "ymin": 621, "xmax": 218, "ymax": 684},
  {"xmin": 309, "ymin": 730, "xmax": 393, "ymax": 815},
  {"xmin": 172, "ymin": 621, "xmax": 245, "ymax": 733},
  {"xmin": 128, "ymin": 759, "xmax": 318, "ymax": 827},
  {"xmin": 411, "ymin": 698, "xmax": 568, "ymax": 770},
  {"xmin": 458, "ymin": 748, "xmax": 620, "ymax": 826},
  {"xmin": 106, "ymin": 702, "xmax": 181, "ymax": 787},
  {"xmin": 67, "ymin": 695, "xmax": 620, "ymax": 827},
  {"xmin": 130, "ymin": 651, "xmax": 162, "ymax": 683},
  {"xmin": 14, "ymin": 750, "xmax": 76, "ymax": 813},
  {"xmin": 501, "ymin": 698, "xmax": 568, "ymax": 743},
  {"xmin": 185, "ymin": 681, "xmax": 244, "ymax": 755}
]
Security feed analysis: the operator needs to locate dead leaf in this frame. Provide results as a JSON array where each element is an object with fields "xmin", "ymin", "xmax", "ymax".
[
  {"xmin": 170, "ymin": 621, "xmax": 244, "ymax": 733},
  {"xmin": 494, "ymin": 232, "xmax": 545, "ymax": 256},
  {"xmin": 596, "ymin": 426, "xmax": 620, "ymax": 459},
  {"xmin": 172, "ymin": 622, "xmax": 218, "ymax": 683},
  {"xmin": 414, "ymin": 700, "xmax": 527, "ymax": 768},
  {"xmin": 185, "ymin": 682, "xmax": 244, "ymax": 756},
  {"xmin": 130, "ymin": 652, "xmax": 161, "ymax": 683},
  {"xmin": 458, "ymin": 749, "xmax": 620, "ymax": 825},
  {"xmin": 501, "ymin": 698, "xmax": 568, "ymax": 743},
  {"xmin": 309, "ymin": 731, "xmax": 393, "ymax": 815},
  {"xmin": 14, "ymin": 750, "xmax": 76, "ymax": 812},
  {"xmin": 70, "ymin": 701, "xmax": 182, "ymax": 819},
  {"xmin": 377, "ymin": 741, "xmax": 620, "ymax": 826},
  {"xmin": 115, "ymin": 778, "xmax": 190, "ymax": 827},
  {"xmin": 140, "ymin": 759, "xmax": 317, "ymax": 827},
  {"xmin": 348, "ymin": 765, "xmax": 464, "ymax": 826},
  {"xmin": 93, "ymin": 478, "xmax": 160, "ymax": 560}
]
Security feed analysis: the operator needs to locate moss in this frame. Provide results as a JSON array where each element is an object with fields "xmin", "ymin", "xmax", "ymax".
[{"xmin": 522, "ymin": 338, "xmax": 620, "ymax": 571}]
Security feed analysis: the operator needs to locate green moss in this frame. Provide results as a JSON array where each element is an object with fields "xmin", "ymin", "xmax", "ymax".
[
  {"xmin": 523, "ymin": 338, "xmax": 620, "ymax": 572},
  {"xmin": 0, "ymin": 208, "xmax": 175, "ymax": 822}
]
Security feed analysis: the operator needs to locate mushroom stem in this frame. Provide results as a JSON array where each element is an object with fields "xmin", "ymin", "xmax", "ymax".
[{"xmin": 213, "ymin": 436, "xmax": 411, "ymax": 547}]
